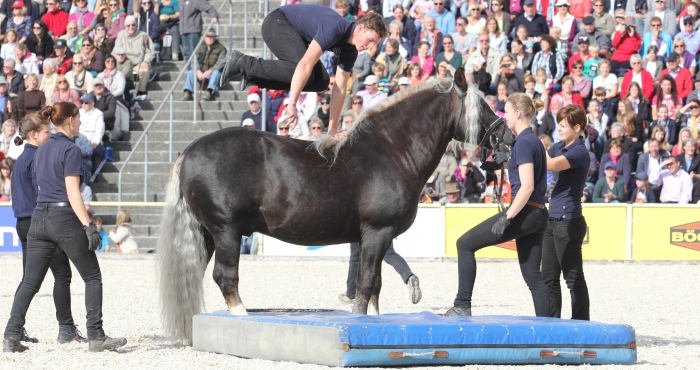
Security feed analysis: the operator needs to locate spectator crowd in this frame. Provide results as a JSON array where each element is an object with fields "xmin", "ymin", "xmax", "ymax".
[
  {"xmin": 243, "ymin": 0, "xmax": 700, "ymax": 206},
  {"xmin": 0, "ymin": 0, "xmax": 222, "ymax": 199}
]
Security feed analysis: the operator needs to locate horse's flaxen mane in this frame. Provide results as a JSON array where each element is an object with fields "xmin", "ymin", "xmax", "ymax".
[{"xmin": 312, "ymin": 78, "xmax": 483, "ymax": 162}]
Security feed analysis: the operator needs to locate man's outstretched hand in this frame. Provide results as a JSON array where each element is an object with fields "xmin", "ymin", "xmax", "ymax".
[{"xmin": 285, "ymin": 104, "xmax": 298, "ymax": 129}]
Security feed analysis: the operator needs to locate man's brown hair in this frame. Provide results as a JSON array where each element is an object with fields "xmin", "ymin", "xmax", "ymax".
[{"xmin": 357, "ymin": 12, "xmax": 388, "ymax": 39}]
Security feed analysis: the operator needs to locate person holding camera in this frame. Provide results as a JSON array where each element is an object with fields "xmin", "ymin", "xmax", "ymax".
[
  {"xmin": 3, "ymin": 103, "xmax": 127, "ymax": 353},
  {"xmin": 610, "ymin": 16, "xmax": 641, "ymax": 76},
  {"xmin": 492, "ymin": 53, "xmax": 524, "ymax": 94}
]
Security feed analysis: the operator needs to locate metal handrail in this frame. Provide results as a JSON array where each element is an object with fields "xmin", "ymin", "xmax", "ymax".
[{"xmin": 118, "ymin": 0, "xmax": 239, "ymax": 203}]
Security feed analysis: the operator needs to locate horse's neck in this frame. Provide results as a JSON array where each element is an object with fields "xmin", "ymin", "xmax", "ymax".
[{"xmin": 354, "ymin": 87, "xmax": 456, "ymax": 182}]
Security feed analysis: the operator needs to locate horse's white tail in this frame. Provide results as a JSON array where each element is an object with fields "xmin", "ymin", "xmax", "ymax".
[{"xmin": 157, "ymin": 155, "xmax": 207, "ymax": 345}]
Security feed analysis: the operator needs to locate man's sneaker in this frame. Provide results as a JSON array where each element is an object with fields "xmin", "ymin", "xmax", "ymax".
[
  {"xmin": 407, "ymin": 275, "xmax": 422, "ymax": 304},
  {"xmin": 172, "ymin": 52, "xmax": 179, "ymax": 61},
  {"xmin": 220, "ymin": 50, "xmax": 245, "ymax": 88},
  {"xmin": 181, "ymin": 90, "xmax": 193, "ymax": 101},
  {"xmin": 134, "ymin": 94, "xmax": 148, "ymax": 101},
  {"xmin": 444, "ymin": 306, "xmax": 472, "ymax": 317},
  {"xmin": 20, "ymin": 328, "xmax": 38, "ymax": 343},
  {"xmin": 57, "ymin": 327, "xmax": 88, "ymax": 344},
  {"xmin": 202, "ymin": 90, "xmax": 212, "ymax": 101},
  {"xmin": 239, "ymin": 75, "xmax": 254, "ymax": 91},
  {"xmin": 3, "ymin": 338, "xmax": 28, "ymax": 353},
  {"xmin": 337, "ymin": 293, "xmax": 355, "ymax": 305},
  {"xmin": 88, "ymin": 336, "xmax": 127, "ymax": 352}
]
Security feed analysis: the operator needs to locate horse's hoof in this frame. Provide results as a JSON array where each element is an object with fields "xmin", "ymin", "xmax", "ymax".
[{"xmin": 228, "ymin": 303, "xmax": 248, "ymax": 316}]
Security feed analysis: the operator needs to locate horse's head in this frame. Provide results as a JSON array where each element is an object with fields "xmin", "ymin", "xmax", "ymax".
[{"xmin": 452, "ymin": 68, "xmax": 514, "ymax": 152}]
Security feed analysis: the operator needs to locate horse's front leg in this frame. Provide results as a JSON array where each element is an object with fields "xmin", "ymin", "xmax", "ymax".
[{"xmin": 352, "ymin": 227, "xmax": 393, "ymax": 315}]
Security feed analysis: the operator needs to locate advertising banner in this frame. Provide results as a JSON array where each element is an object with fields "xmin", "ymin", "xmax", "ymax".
[
  {"xmin": 0, "ymin": 206, "xmax": 19, "ymax": 252},
  {"xmin": 632, "ymin": 206, "xmax": 700, "ymax": 260},
  {"xmin": 445, "ymin": 205, "xmax": 627, "ymax": 260}
]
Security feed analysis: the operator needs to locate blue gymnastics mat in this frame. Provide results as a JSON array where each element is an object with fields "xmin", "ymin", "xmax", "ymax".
[{"xmin": 192, "ymin": 309, "xmax": 636, "ymax": 366}]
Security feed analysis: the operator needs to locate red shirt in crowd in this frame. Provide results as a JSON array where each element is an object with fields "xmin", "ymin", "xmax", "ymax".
[
  {"xmin": 567, "ymin": 52, "xmax": 589, "ymax": 74},
  {"xmin": 620, "ymin": 69, "xmax": 655, "ymax": 101},
  {"xmin": 41, "ymin": 9, "xmax": 69, "ymax": 38},
  {"xmin": 659, "ymin": 68, "xmax": 694, "ymax": 99},
  {"xmin": 611, "ymin": 30, "xmax": 642, "ymax": 63}
]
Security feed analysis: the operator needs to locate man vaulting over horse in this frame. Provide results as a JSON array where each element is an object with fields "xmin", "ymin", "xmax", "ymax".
[{"xmin": 219, "ymin": 4, "xmax": 387, "ymax": 135}]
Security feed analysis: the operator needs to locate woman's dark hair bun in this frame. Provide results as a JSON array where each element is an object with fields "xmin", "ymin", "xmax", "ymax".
[
  {"xmin": 38, "ymin": 105, "xmax": 54, "ymax": 122},
  {"xmin": 14, "ymin": 135, "xmax": 23, "ymax": 146}
]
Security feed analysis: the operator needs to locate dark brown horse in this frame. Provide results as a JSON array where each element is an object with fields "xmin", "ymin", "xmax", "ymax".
[{"xmin": 157, "ymin": 69, "xmax": 512, "ymax": 343}]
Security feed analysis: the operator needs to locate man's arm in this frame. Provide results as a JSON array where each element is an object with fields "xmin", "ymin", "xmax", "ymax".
[
  {"xmin": 285, "ymin": 40, "xmax": 324, "ymax": 128},
  {"xmin": 328, "ymin": 67, "xmax": 351, "ymax": 134},
  {"xmin": 680, "ymin": 173, "xmax": 693, "ymax": 204}
]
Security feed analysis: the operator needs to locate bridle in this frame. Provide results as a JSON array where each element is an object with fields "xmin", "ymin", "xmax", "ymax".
[
  {"xmin": 453, "ymin": 82, "xmax": 512, "ymax": 213},
  {"xmin": 452, "ymin": 82, "xmax": 512, "ymax": 150}
]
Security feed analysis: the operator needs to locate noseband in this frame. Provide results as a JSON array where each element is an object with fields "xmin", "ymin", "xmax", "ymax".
[{"xmin": 452, "ymin": 82, "xmax": 510, "ymax": 150}]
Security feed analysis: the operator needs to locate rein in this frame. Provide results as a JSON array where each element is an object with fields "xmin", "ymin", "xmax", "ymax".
[{"xmin": 452, "ymin": 82, "xmax": 508, "ymax": 213}]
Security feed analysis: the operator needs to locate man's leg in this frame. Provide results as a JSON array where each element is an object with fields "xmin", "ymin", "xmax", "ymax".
[
  {"xmin": 184, "ymin": 70, "xmax": 196, "ymax": 92},
  {"xmin": 234, "ymin": 10, "xmax": 329, "ymax": 91},
  {"xmin": 345, "ymin": 242, "xmax": 361, "ymax": 299},
  {"xmin": 91, "ymin": 144, "xmax": 104, "ymax": 175},
  {"xmin": 133, "ymin": 65, "xmax": 149, "ymax": 94},
  {"xmin": 207, "ymin": 70, "xmax": 222, "ymax": 92},
  {"xmin": 383, "ymin": 243, "xmax": 422, "ymax": 304}
]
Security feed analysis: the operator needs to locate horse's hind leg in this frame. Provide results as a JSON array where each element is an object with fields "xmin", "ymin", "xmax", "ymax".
[
  {"xmin": 211, "ymin": 227, "xmax": 247, "ymax": 315},
  {"xmin": 353, "ymin": 227, "xmax": 393, "ymax": 315}
]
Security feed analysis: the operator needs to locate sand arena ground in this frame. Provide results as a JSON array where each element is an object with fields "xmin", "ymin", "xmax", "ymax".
[{"xmin": 1, "ymin": 254, "xmax": 699, "ymax": 370}]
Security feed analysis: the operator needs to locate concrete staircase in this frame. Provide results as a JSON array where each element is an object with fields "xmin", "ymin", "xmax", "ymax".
[{"xmin": 91, "ymin": 0, "xmax": 281, "ymax": 251}]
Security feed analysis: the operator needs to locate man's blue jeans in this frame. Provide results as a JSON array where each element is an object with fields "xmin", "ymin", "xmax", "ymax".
[
  {"xmin": 184, "ymin": 69, "xmax": 222, "ymax": 92},
  {"xmin": 182, "ymin": 33, "xmax": 201, "ymax": 63}
]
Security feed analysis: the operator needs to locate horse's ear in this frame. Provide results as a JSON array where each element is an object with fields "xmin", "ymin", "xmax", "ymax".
[{"xmin": 454, "ymin": 68, "xmax": 468, "ymax": 94}]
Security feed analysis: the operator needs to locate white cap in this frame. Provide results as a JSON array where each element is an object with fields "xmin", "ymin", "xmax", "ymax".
[
  {"xmin": 555, "ymin": 0, "xmax": 570, "ymax": 6},
  {"xmin": 398, "ymin": 76, "xmax": 410, "ymax": 85},
  {"xmin": 242, "ymin": 118, "xmax": 255, "ymax": 127},
  {"xmin": 247, "ymin": 94, "xmax": 260, "ymax": 103},
  {"xmin": 364, "ymin": 75, "xmax": 379, "ymax": 85}
]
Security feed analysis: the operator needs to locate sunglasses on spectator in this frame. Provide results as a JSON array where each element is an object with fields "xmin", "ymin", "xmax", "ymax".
[
  {"xmin": 82, "ymin": 43, "xmax": 91, "ymax": 47},
  {"xmin": 615, "ymin": 16, "xmax": 624, "ymax": 20},
  {"xmin": 573, "ymin": 66, "xmax": 582, "ymax": 70},
  {"xmin": 311, "ymin": 127, "xmax": 322, "ymax": 130},
  {"xmin": 58, "ymin": 81, "xmax": 67, "ymax": 84},
  {"xmin": 470, "ymin": 9, "xmax": 479, "ymax": 11},
  {"xmin": 320, "ymin": 101, "xmax": 329, "ymax": 105},
  {"xmin": 73, "ymin": 62, "xmax": 82, "ymax": 65},
  {"xmin": 691, "ymin": 106, "xmax": 700, "ymax": 110},
  {"xmin": 434, "ymin": 2, "xmax": 443, "ymax": 5},
  {"xmin": 674, "ymin": 44, "xmax": 685, "ymax": 48},
  {"xmin": 76, "ymin": 0, "xmax": 86, "ymax": 2},
  {"xmin": 443, "ymin": 41, "xmax": 453, "ymax": 45},
  {"xmin": 279, "ymin": 127, "xmax": 289, "ymax": 131},
  {"xmin": 684, "ymin": 22, "xmax": 693, "ymax": 26},
  {"xmin": 109, "ymin": 3, "xmax": 118, "ymax": 6},
  {"xmin": 33, "ymin": 26, "xmax": 42, "ymax": 29},
  {"xmin": 352, "ymin": 101, "xmax": 362, "ymax": 105}
]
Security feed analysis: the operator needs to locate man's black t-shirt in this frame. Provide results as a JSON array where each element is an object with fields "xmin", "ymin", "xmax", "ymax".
[{"xmin": 279, "ymin": 4, "xmax": 358, "ymax": 72}]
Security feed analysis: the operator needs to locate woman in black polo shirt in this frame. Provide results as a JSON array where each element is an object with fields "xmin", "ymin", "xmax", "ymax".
[
  {"xmin": 9, "ymin": 114, "xmax": 86, "ymax": 347},
  {"xmin": 446, "ymin": 93, "xmax": 550, "ymax": 317},
  {"xmin": 541, "ymin": 104, "xmax": 591, "ymax": 321},
  {"xmin": 3, "ymin": 103, "xmax": 126, "ymax": 353}
]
